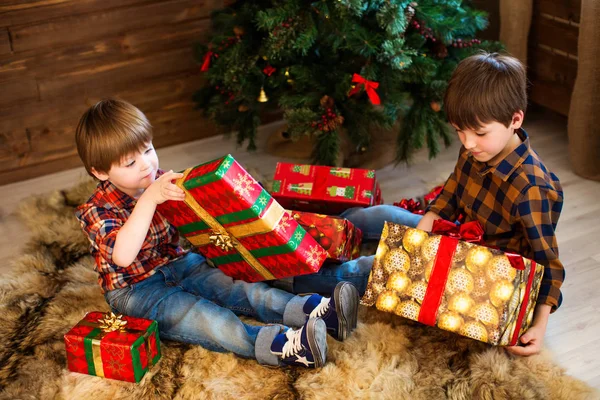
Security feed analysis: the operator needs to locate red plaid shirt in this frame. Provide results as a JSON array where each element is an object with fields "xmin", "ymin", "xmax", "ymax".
[
  {"xmin": 75, "ymin": 170, "xmax": 186, "ymax": 293},
  {"xmin": 426, "ymin": 129, "xmax": 565, "ymax": 311}
]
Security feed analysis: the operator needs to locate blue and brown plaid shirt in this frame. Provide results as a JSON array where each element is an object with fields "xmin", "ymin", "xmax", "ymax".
[
  {"xmin": 75, "ymin": 170, "xmax": 186, "ymax": 293},
  {"xmin": 426, "ymin": 128, "xmax": 565, "ymax": 311}
]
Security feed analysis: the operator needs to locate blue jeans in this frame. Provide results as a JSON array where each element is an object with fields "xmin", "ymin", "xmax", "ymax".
[
  {"xmin": 286, "ymin": 205, "xmax": 423, "ymax": 295},
  {"xmin": 104, "ymin": 252, "xmax": 311, "ymax": 366}
]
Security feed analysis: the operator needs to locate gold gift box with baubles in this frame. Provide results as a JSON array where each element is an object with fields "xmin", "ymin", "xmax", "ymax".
[{"xmin": 361, "ymin": 221, "xmax": 544, "ymax": 346}]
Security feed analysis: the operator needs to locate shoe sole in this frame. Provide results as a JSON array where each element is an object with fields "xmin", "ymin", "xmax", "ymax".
[
  {"xmin": 334, "ymin": 282, "xmax": 359, "ymax": 341},
  {"xmin": 305, "ymin": 318, "xmax": 327, "ymax": 368}
]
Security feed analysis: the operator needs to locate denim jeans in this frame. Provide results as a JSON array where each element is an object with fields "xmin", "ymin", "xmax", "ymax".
[
  {"xmin": 285, "ymin": 205, "xmax": 423, "ymax": 295},
  {"xmin": 104, "ymin": 252, "xmax": 311, "ymax": 366}
]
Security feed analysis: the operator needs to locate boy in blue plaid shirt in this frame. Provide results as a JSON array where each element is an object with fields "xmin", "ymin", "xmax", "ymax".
[{"xmin": 416, "ymin": 52, "xmax": 565, "ymax": 356}]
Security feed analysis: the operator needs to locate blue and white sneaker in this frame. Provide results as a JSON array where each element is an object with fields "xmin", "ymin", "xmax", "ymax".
[
  {"xmin": 270, "ymin": 318, "xmax": 327, "ymax": 368},
  {"xmin": 303, "ymin": 281, "xmax": 359, "ymax": 341}
]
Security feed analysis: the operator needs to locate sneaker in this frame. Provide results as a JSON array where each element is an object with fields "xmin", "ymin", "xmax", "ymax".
[
  {"xmin": 270, "ymin": 318, "xmax": 327, "ymax": 368},
  {"xmin": 303, "ymin": 281, "xmax": 359, "ymax": 341}
]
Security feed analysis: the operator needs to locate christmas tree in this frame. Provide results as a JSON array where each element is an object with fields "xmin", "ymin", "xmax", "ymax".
[{"xmin": 194, "ymin": 0, "xmax": 501, "ymax": 166}]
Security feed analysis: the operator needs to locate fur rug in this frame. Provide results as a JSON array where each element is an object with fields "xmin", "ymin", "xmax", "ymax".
[{"xmin": 0, "ymin": 180, "xmax": 598, "ymax": 400}]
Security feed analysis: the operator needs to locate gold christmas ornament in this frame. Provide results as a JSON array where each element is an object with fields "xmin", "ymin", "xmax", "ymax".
[
  {"xmin": 386, "ymin": 271, "xmax": 411, "ymax": 294},
  {"xmin": 447, "ymin": 268, "xmax": 475, "ymax": 294},
  {"xmin": 452, "ymin": 241, "xmax": 471, "ymax": 263},
  {"xmin": 362, "ymin": 287, "xmax": 376, "ymax": 304},
  {"xmin": 489, "ymin": 280, "xmax": 515, "ymax": 307},
  {"xmin": 465, "ymin": 247, "xmax": 493, "ymax": 274},
  {"xmin": 424, "ymin": 260, "xmax": 435, "ymax": 281},
  {"xmin": 471, "ymin": 272, "xmax": 490, "ymax": 300},
  {"xmin": 430, "ymin": 101, "xmax": 441, "ymax": 112},
  {"xmin": 383, "ymin": 248, "xmax": 411, "ymax": 275},
  {"xmin": 402, "ymin": 228, "xmax": 429, "ymax": 254},
  {"xmin": 257, "ymin": 86, "xmax": 269, "ymax": 102},
  {"xmin": 395, "ymin": 300, "xmax": 421, "ymax": 320},
  {"xmin": 376, "ymin": 290, "xmax": 400, "ymax": 312},
  {"xmin": 371, "ymin": 267, "xmax": 386, "ymax": 283},
  {"xmin": 448, "ymin": 292, "xmax": 475, "ymax": 315},
  {"xmin": 406, "ymin": 280, "xmax": 428, "ymax": 303},
  {"xmin": 459, "ymin": 320, "xmax": 488, "ymax": 342},
  {"xmin": 408, "ymin": 254, "xmax": 425, "ymax": 280},
  {"xmin": 438, "ymin": 311, "xmax": 464, "ymax": 332},
  {"xmin": 388, "ymin": 223, "xmax": 408, "ymax": 239},
  {"xmin": 487, "ymin": 255, "xmax": 518, "ymax": 282},
  {"xmin": 233, "ymin": 26, "xmax": 245, "ymax": 36},
  {"xmin": 374, "ymin": 242, "xmax": 389, "ymax": 260},
  {"xmin": 421, "ymin": 235, "xmax": 441, "ymax": 262},
  {"xmin": 371, "ymin": 281, "xmax": 385, "ymax": 295},
  {"xmin": 469, "ymin": 303, "xmax": 500, "ymax": 327},
  {"xmin": 238, "ymin": 104, "xmax": 249, "ymax": 112}
]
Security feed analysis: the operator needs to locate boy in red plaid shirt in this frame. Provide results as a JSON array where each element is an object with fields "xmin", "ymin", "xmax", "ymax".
[
  {"xmin": 417, "ymin": 52, "xmax": 565, "ymax": 356},
  {"xmin": 74, "ymin": 99, "xmax": 360, "ymax": 369}
]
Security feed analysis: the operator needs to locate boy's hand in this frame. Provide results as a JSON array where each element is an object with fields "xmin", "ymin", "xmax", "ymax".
[
  {"xmin": 144, "ymin": 170, "xmax": 185, "ymax": 205},
  {"xmin": 506, "ymin": 304, "xmax": 551, "ymax": 356}
]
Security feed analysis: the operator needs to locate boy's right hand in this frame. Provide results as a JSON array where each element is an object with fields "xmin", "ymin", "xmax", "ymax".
[{"xmin": 143, "ymin": 170, "xmax": 186, "ymax": 205}]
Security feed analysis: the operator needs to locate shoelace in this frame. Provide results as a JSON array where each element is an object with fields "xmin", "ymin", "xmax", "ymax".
[
  {"xmin": 309, "ymin": 297, "xmax": 330, "ymax": 319},
  {"xmin": 281, "ymin": 327, "xmax": 304, "ymax": 358}
]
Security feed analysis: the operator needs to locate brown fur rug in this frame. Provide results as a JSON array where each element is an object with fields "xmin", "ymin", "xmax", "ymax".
[{"xmin": 0, "ymin": 180, "xmax": 598, "ymax": 400}]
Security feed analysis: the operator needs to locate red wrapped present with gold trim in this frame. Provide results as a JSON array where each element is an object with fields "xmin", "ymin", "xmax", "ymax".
[
  {"xmin": 271, "ymin": 163, "xmax": 383, "ymax": 214},
  {"xmin": 157, "ymin": 155, "xmax": 328, "ymax": 282},
  {"xmin": 64, "ymin": 312, "xmax": 161, "ymax": 383},
  {"xmin": 361, "ymin": 221, "xmax": 544, "ymax": 346},
  {"xmin": 288, "ymin": 210, "xmax": 362, "ymax": 263}
]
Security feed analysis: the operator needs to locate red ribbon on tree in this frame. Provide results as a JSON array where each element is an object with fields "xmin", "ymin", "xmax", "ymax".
[
  {"xmin": 263, "ymin": 65, "xmax": 276, "ymax": 76},
  {"xmin": 348, "ymin": 73, "xmax": 381, "ymax": 105},
  {"xmin": 393, "ymin": 198, "xmax": 424, "ymax": 215},
  {"xmin": 201, "ymin": 50, "xmax": 217, "ymax": 72}
]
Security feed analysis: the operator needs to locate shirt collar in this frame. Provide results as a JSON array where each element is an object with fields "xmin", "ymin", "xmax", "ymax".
[
  {"xmin": 475, "ymin": 128, "xmax": 530, "ymax": 181},
  {"xmin": 99, "ymin": 180, "xmax": 137, "ymax": 209}
]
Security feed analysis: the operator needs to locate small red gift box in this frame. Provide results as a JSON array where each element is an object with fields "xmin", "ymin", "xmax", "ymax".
[
  {"xmin": 157, "ymin": 155, "xmax": 328, "ymax": 282},
  {"xmin": 288, "ymin": 210, "xmax": 363, "ymax": 263},
  {"xmin": 271, "ymin": 163, "xmax": 383, "ymax": 214},
  {"xmin": 64, "ymin": 312, "xmax": 161, "ymax": 383}
]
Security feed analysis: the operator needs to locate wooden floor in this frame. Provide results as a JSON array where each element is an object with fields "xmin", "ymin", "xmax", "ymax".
[{"xmin": 0, "ymin": 109, "xmax": 599, "ymax": 389}]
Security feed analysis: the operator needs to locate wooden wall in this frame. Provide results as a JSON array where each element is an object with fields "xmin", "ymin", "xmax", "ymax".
[
  {"xmin": 0, "ymin": 0, "xmax": 227, "ymax": 186},
  {"xmin": 528, "ymin": 0, "xmax": 580, "ymax": 116}
]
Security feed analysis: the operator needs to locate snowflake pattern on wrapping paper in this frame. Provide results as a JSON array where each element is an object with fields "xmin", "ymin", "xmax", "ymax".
[
  {"xmin": 233, "ymin": 173, "xmax": 255, "ymax": 198},
  {"xmin": 294, "ymin": 231, "xmax": 304, "ymax": 241},
  {"xmin": 275, "ymin": 214, "xmax": 291, "ymax": 233},
  {"xmin": 221, "ymin": 159, "xmax": 232, "ymax": 171},
  {"xmin": 336, "ymin": 244, "xmax": 345, "ymax": 257},
  {"xmin": 305, "ymin": 245, "xmax": 326, "ymax": 267},
  {"xmin": 105, "ymin": 357, "xmax": 127, "ymax": 377},
  {"xmin": 259, "ymin": 196, "xmax": 268, "ymax": 206}
]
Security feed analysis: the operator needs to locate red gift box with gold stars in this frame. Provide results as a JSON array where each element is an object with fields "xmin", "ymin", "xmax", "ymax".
[
  {"xmin": 288, "ymin": 210, "xmax": 362, "ymax": 263},
  {"xmin": 271, "ymin": 163, "xmax": 383, "ymax": 214},
  {"xmin": 64, "ymin": 312, "xmax": 161, "ymax": 383},
  {"xmin": 157, "ymin": 154, "xmax": 327, "ymax": 282}
]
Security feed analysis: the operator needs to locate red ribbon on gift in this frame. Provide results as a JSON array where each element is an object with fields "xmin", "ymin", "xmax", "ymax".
[
  {"xmin": 424, "ymin": 185, "xmax": 443, "ymax": 204},
  {"xmin": 348, "ymin": 73, "xmax": 381, "ymax": 105},
  {"xmin": 393, "ymin": 198, "xmax": 424, "ymax": 215},
  {"xmin": 418, "ymin": 219, "xmax": 528, "ymax": 328},
  {"xmin": 201, "ymin": 50, "xmax": 216, "ymax": 72}
]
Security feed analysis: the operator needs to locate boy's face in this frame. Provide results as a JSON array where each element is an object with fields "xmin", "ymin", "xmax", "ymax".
[
  {"xmin": 453, "ymin": 111, "xmax": 524, "ymax": 165},
  {"xmin": 91, "ymin": 142, "xmax": 159, "ymax": 198}
]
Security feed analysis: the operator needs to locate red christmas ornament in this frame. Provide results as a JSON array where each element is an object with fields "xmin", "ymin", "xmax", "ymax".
[
  {"xmin": 307, "ymin": 226, "xmax": 320, "ymax": 240},
  {"xmin": 319, "ymin": 235, "xmax": 333, "ymax": 250}
]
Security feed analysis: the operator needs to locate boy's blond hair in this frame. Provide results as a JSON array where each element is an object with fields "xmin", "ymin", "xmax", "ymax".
[
  {"xmin": 75, "ymin": 99, "xmax": 153, "ymax": 176},
  {"xmin": 444, "ymin": 52, "xmax": 527, "ymax": 130}
]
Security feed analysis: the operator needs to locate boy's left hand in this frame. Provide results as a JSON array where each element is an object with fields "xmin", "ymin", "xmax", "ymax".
[{"xmin": 506, "ymin": 323, "xmax": 545, "ymax": 356}]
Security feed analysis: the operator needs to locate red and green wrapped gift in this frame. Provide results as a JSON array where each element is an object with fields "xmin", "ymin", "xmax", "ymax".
[
  {"xmin": 361, "ymin": 221, "xmax": 544, "ymax": 346},
  {"xmin": 271, "ymin": 163, "xmax": 383, "ymax": 214},
  {"xmin": 64, "ymin": 312, "xmax": 161, "ymax": 383},
  {"xmin": 288, "ymin": 210, "xmax": 363, "ymax": 263},
  {"xmin": 157, "ymin": 154, "xmax": 328, "ymax": 282}
]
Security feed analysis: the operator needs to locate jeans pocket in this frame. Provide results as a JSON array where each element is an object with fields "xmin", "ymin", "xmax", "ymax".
[{"xmin": 104, "ymin": 286, "xmax": 133, "ymax": 314}]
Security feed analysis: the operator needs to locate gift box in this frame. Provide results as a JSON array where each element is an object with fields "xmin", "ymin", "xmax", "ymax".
[
  {"xmin": 157, "ymin": 155, "xmax": 327, "ymax": 282},
  {"xmin": 271, "ymin": 163, "xmax": 383, "ymax": 214},
  {"xmin": 288, "ymin": 210, "xmax": 363, "ymax": 263},
  {"xmin": 64, "ymin": 312, "xmax": 161, "ymax": 383},
  {"xmin": 361, "ymin": 221, "xmax": 544, "ymax": 346}
]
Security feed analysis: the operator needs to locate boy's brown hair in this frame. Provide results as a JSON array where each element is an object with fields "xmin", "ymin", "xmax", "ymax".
[
  {"xmin": 444, "ymin": 52, "xmax": 527, "ymax": 130},
  {"xmin": 75, "ymin": 99, "xmax": 153, "ymax": 176}
]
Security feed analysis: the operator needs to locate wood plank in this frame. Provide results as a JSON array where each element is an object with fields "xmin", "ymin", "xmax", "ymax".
[
  {"xmin": 528, "ymin": 46, "xmax": 578, "ymax": 88},
  {"xmin": 0, "ymin": 28, "xmax": 11, "ymax": 55},
  {"xmin": 0, "ymin": 70, "xmax": 205, "ymax": 132},
  {"xmin": 0, "ymin": 78, "xmax": 38, "ymax": 107},
  {"xmin": 37, "ymin": 46, "xmax": 198, "ymax": 100},
  {"xmin": 529, "ymin": 79, "xmax": 572, "ymax": 116},
  {"xmin": 534, "ymin": 0, "xmax": 581, "ymax": 23},
  {"xmin": 0, "ymin": 129, "xmax": 29, "ymax": 162},
  {"xmin": 0, "ymin": 0, "xmax": 150, "ymax": 28},
  {"xmin": 9, "ymin": 0, "xmax": 213, "ymax": 53},
  {"xmin": 530, "ymin": 15, "xmax": 579, "ymax": 56},
  {"xmin": 0, "ymin": 18, "xmax": 210, "ymax": 81}
]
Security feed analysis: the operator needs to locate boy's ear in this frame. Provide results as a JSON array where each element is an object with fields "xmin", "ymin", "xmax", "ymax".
[
  {"xmin": 511, "ymin": 110, "xmax": 524, "ymax": 129},
  {"xmin": 90, "ymin": 167, "xmax": 109, "ymax": 181}
]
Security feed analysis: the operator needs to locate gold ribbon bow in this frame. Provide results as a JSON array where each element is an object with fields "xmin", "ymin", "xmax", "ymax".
[
  {"xmin": 98, "ymin": 312, "xmax": 128, "ymax": 332},
  {"xmin": 209, "ymin": 230, "xmax": 235, "ymax": 252}
]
